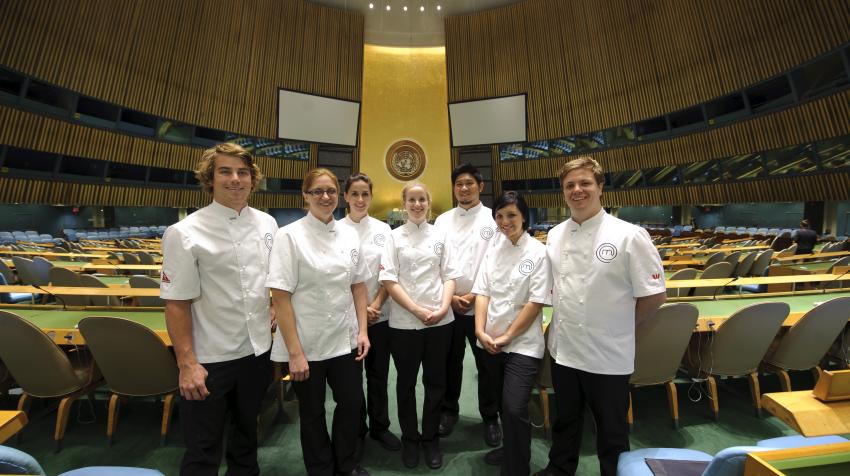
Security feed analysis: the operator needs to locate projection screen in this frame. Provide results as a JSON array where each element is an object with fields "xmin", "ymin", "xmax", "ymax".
[
  {"xmin": 277, "ymin": 89, "xmax": 361, "ymax": 147},
  {"xmin": 448, "ymin": 94, "xmax": 527, "ymax": 147}
]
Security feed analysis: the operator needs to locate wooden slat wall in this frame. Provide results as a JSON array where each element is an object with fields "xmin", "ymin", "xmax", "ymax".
[
  {"xmin": 0, "ymin": 0, "xmax": 364, "ymax": 138},
  {"xmin": 523, "ymin": 172, "xmax": 850, "ymax": 208},
  {"xmin": 0, "ymin": 106, "xmax": 309, "ymax": 179},
  {"xmin": 0, "ymin": 176, "xmax": 302, "ymax": 208},
  {"xmin": 499, "ymin": 89, "xmax": 850, "ymax": 180},
  {"xmin": 446, "ymin": 0, "xmax": 850, "ymax": 139}
]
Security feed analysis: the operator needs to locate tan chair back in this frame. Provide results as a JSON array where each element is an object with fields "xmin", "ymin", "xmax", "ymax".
[
  {"xmin": 734, "ymin": 252, "xmax": 756, "ymax": 277},
  {"xmin": 0, "ymin": 310, "xmax": 86, "ymax": 397},
  {"xmin": 79, "ymin": 274, "xmax": 121, "ymax": 306},
  {"xmin": 749, "ymin": 249, "xmax": 774, "ymax": 277},
  {"xmin": 11, "ymin": 257, "xmax": 38, "ymax": 285},
  {"xmin": 692, "ymin": 262, "xmax": 734, "ymax": 297},
  {"xmin": 723, "ymin": 251, "xmax": 742, "ymax": 268},
  {"xmin": 703, "ymin": 252, "xmax": 726, "ymax": 268},
  {"xmin": 700, "ymin": 302, "xmax": 789, "ymax": 377},
  {"xmin": 48, "ymin": 267, "xmax": 90, "ymax": 307},
  {"xmin": 0, "ymin": 259, "xmax": 15, "ymax": 284},
  {"xmin": 129, "ymin": 276, "xmax": 164, "ymax": 307},
  {"xmin": 79, "ymin": 317, "xmax": 178, "ymax": 397},
  {"xmin": 666, "ymin": 268, "xmax": 698, "ymax": 298},
  {"xmin": 765, "ymin": 297, "xmax": 850, "ymax": 371},
  {"xmin": 632, "ymin": 303, "xmax": 699, "ymax": 385}
]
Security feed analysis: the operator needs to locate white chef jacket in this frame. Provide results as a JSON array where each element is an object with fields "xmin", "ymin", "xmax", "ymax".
[
  {"xmin": 434, "ymin": 202, "xmax": 497, "ymax": 315},
  {"xmin": 160, "ymin": 200, "xmax": 278, "ymax": 364},
  {"xmin": 546, "ymin": 209, "xmax": 665, "ymax": 375},
  {"xmin": 339, "ymin": 215, "xmax": 392, "ymax": 325},
  {"xmin": 379, "ymin": 220, "xmax": 463, "ymax": 330},
  {"xmin": 472, "ymin": 233, "xmax": 552, "ymax": 359},
  {"xmin": 266, "ymin": 212, "xmax": 371, "ymax": 362}
]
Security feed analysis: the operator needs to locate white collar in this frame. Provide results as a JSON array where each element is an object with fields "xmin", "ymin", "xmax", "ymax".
[
  {"xmin": 304, "ymin": 211, "xmax": 336, "ymax": 232},
  {"xmin": 208, "ymin": 200, "xmax": 248, "ymax": 221},
  {"xmin": 457, "ymin": 202, "xmax": 484, "ymax": 217},
  {"xmin": 567, "ymin": 208, "xmax": 606, "ymax": 233}
]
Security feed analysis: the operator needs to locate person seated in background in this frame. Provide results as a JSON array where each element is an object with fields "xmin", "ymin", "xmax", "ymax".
[{"xmin": 793, "ymin": 219, "xmax": 818, "ymax": 255}]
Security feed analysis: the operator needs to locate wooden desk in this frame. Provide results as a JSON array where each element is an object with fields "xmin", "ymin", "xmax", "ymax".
[
  {"xmin": 80, "ymin": 246, "xmax": 161, "ymax": 253},
  {"xmin": 773, "ymin": 251, "xmax": 850, "ymax": 264},
  {"xmin": 745, "ymin": 442, "xmax": 850, "ymax": 476},
  {"xmin": 0, "ymin": 410, "xmax": 28, "ymax": 444},
  {"xmin": 0, "ymin": 285, "xmax": 161, "ymax": 297},
  {"xmin": 0, "ymin": 250, "xmax": 110, "ymax": 259},
  {"xmin": 761, "ymin": 391, "xmax": 850, "ymax": 437}
]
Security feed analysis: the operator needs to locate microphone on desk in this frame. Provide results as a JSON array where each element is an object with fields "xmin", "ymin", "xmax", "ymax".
[{"xmin": 32, "ymin": 284, "xmax": 67, "ymax": 310}]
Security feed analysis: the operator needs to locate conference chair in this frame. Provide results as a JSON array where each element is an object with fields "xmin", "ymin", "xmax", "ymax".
[
  {"xmin": 0, "ymin": 273, "xmax": 33, "ymax": 304},
  {"xmin": 79, "ymin": 317, "xmax": 178, "ymax": 445},
  {"xmin": 688, "ymin": 302, "xmax": 790, "ymax": 420},
  {"xmin": 0, "ymin": 310, "xmax": 103, "ymax": 451},
  {"xmin": 136, "ymin": 251, "xmax": 157, "ymax": 276},
  {"xmin": 122, "ymin": 253, "xmax": 140, "ymax": 265},
  {"xmin": 129, "ymin": 276, "xmax": 164, "ymax": 307},
  {"xmin": 822, "ymin": 256, "xmax": 850, "ymax": 289},
  {"xmin": 629, "ymin": 303, "xmax": 699, "ymax": 429},
  {"xmin": 775, "ymin": 244, "xmax": 796, "ymax": 259},
  {"xmin": 11, "ymin": 257, "xmax": 39, "ymax": 286},
  {"xmin": 0, "ymin": 259, "xmax": 17, "ymax": 284},
  {"xmin": 666, "ymin": 268, "xmax": 698, "ymax": 298},
  {"xmin": 31, "ymin": 257, "xmax": 54, "ymax": 284},
  {"xmin": 721, "ymin": 251, "xmax": 741, "ymax": 269},
  {"xmin": 691, "ymin": 262, "xmax": 734, "ymax": 297},
  {"xmin": 47, "ymin": 267, "xmax": 89, "ymax": 307},
  {"xmin": 79, "ymin": 274, "xmax": 122, "ymax": 306},
  {"xmin": 702, "ymin": 251, "xmax": 726, "ymax": 268},
  {"xmin": 733, "ymin": 252, "xmax": 756, "ymax": 278},
  {"xmin": 761, "ymin": 297, "xmax": 850, "ymax": 391}
]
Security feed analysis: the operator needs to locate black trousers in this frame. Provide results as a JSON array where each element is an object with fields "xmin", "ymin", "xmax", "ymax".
[
  {"xmin": 390, "ymin": 322, "xmax": 453, "ymax": 444},
  {"xmin": 291, "ymin": 351, "xmax": 363, "ymax": 476},
  {"xmin": 180, "ymin": 351, "xmax": 272, "ymax": 476},
  {"xmin": 359, "ymin": 320, "xmax": 392, "ymax": 436},
  {"xmin": 547, "ymin": 363, "xmax": 630, "ymax": 476},
  {"xmin": 480, "ymin": 351, "xmax": 540, "ymax": 476},
  {"xmin": 443, "ymin": 311, "xmax": 498, "ymax": 421}
]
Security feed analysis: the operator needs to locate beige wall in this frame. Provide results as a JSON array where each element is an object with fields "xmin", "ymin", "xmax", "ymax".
[{"xmin": 358, "ymin": 45, "xmax": 453, "ymax": 221}]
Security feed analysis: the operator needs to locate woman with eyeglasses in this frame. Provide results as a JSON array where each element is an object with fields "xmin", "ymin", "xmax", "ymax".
[
  {"xmin": 340, "ymin": 173, "xmax": 402, "ymax": 456},
  {"xmin": 472, "ymin": 191, "xmax": 551, "ymax": 476},
  {"xmin": 267, "ymin": 168, "xmax": 371, "ymax": 476},
  {"xmin": 379, "ymin": 182, "xmax": 462, "ymax": 470}
]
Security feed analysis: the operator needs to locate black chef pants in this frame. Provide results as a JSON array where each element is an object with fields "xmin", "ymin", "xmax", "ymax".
[
  {"xmin": 359, "ymin": 320, "xmax": 392, "ymax": 437},
  {"xmin": 442, "ymin": 312, "xmax": 499, "ymax": 422}
]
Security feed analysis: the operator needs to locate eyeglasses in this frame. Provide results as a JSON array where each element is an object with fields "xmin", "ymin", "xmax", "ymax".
[{"xmin": 306, "ymin": 188, "xmax": 338, "ymax": 197}]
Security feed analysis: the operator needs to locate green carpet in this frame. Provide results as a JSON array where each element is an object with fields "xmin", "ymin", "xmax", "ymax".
[{"xmin": 4, "ymin": 348, "xmax": 828, "ymax": 475}]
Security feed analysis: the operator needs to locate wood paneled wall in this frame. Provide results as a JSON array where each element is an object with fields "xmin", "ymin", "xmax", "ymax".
[
  {"xmin": 0, "ymin": 0, "xmax": 363, "ymax": 138},
  {"xmin": 0, "ymin": 106, "xmax": 309, "ymax": 179},
  {"xmin": 0, "ymin": 176, "xmax": 302, "ymax": 208},
  {"xmin": 446, "ymin": 0, "xmax": 850, "ymax": 139},
  {"xmin": 524, "ymin": 172, "xmax": 850, "ymax": 208},
  {"xmin": 499, "ymin": 89, "xmax": 850, "ymax": 180}
]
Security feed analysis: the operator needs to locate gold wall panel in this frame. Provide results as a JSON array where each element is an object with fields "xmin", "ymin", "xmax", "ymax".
[
  {"xmin": 0, "ymin": 176, "xmax": 302, "ymax": 208},
  {"xmin": 0, "ymin": 106, "xmax": 308, "ymax": 179},
  {"xmin": 359, "ymin": 45, "xmax": 453, "ymax": 220},
  {"xmin": 523, "ymin": 172, "xmax": 850, "ymax": 208},
  {"xmin": 0, "ymin": 0, "xmax": 363, "ymax": 138},
  {"xmin": 499, "ymin": 90, "xmax": 850, "ymax": 180},
  {"xmin": 446, "ymin": 0, "xmax": 850, "ymax": 139}
]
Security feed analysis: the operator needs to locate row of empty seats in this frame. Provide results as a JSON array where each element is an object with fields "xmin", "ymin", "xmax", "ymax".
[
  {"xmin": 0, "ymin": 231, "xmax": 62, "ymax": 245},
  {"xmin": 64, "ymin": 226, "xmax": 168, "ymax": 241}
]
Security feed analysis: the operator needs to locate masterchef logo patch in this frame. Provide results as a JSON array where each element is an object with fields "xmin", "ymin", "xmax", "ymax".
[
  {"xmin": 351, "ymin": 249, "xmax": 360, "ymax": 266},
  {"xmin": 595, "ymin": 243, "xmax": 618, "ymax": 263},
  {"xmin": 518, "ymin": 259, "xmax": 535, "ymax": 275},
  {"xmin": 433, "ymin": 242, "xmax": 444, "ymax": 256},
  {"xmin": 373, "ymin": 233, "xmax": 386, "ymax": 247},
  {"xmin": 480, "ymin": 227, "xmax": 495, "ymax": 240}
]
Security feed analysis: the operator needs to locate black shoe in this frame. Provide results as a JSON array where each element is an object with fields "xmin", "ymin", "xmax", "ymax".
[
  {"xmin": 531, "ymin": 468, "xmax": 558, "ymax": 476},
  {"xmin": 355, "ymin": 435, "xmax": 365, "ymax": 462},
  {"xmin": 423, "ymin": 441, "xmax": 443, "ymax": 470},
  {"xmin": 402, "ymin": 441, "xmax": 419, "ymax": 469},
  {"xmin": 336, "ymin": 465, "xmax": 369, "ymax": 476},
  {"xmin": 484, "ymin": 420, "xmax": 502, "ymax": 447},
  {"xmin": 370, "ymin": 430, "xmax": 401, "ymax": 451},
  {"xmin": 438, "ymin": 413, "xmax": 458, "ymax": 437},
  {"xmin": 484, "ymin": 447, "xmax": 503, "ymax": 466}
]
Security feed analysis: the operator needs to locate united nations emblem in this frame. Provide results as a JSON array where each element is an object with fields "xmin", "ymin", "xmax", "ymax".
[{"xmin": 386, "ymin": 140, "xmax": 426, "ymax": 181}]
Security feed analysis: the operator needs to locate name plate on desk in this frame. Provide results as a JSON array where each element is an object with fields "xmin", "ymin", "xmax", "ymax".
[{"xmin": 814, "ymin": 370, "xmax": 850, "ymax": 402}]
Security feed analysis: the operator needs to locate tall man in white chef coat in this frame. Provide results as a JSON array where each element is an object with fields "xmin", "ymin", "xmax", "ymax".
[
  {"xmin": 161, "ymin": 143, "xmax": 278, "ymax": 476},
  {"xmin": 536, "ymin": 156, "xmax": 666, "ymax": 476},
  {"xmin": 435, "ymin": 163, "xmax": 501, "ymax": 447}
]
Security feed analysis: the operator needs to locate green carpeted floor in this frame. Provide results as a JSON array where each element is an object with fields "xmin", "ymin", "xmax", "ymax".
[{"xmin": 4, "ymin": 349, "xmax": 829, "ymax": 475}]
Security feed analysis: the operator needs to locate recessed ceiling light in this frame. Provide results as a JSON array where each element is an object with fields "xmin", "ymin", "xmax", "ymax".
[
  {"xmin": 386, "ymin": 4, "xmax": 391, "ymax": 10},
  {"xmin": 368, "ymin": 2, "xmax": 373, "ymax": 8},
  {"xmin": 437, "ymin": 5, "xmax": 442, "ymax": 11},
  {"xmin": 403, "ymin": 6, "xmax": 408, "ymax": 11},
  {"xmin": 419, "ymin": 5, "xmax": 424, "ymax": 11}
]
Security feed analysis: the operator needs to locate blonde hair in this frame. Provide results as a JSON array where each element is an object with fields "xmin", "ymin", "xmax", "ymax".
[
  {"xmin": 195, "ymin": 143, "xmax": 263, "ymax": 194},
  {"xmin": 302, "ymin": 168, "xmax": 339, "ymax": 194},
  {"xmin": 558, "ymin": 156, "xmax": 605, "ymax": 185},
  {"xmin": 401, "ymin": 182, "xmax": 432, "ymax": 220}
]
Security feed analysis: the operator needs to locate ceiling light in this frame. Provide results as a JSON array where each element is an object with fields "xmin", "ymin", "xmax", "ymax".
[
  {"xmin": 419, "ymin": 5, "xmax": 424, "ymax": 11},
  {"xmin": 436, "ymin": 5, "xmax": 441, "ymax": 10},
  {"xmin": 386, "ymin": 4, "xmax": 391, "ymax": 10},
  {"xmin": 403, "ymin": 6, "xmax": 408, "ymax": 11},
  {"xmin": 368, "ymin": 2, "xmax": 373, "ymax": 8}
]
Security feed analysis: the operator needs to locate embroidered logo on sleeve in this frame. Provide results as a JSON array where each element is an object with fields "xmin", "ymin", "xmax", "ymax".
[
  {"xmin": 374, "ymin": 234, "xmax": 386, "ymax": 247},
  {"xmin": 518, "ymin": 259, "xmax": 535, "ymax": 275},
  {"xmin": 433, "ymin": 242, "xmax": 444, "ymax": 256},
  {"xmin": 595, "ymin": 243, "xmax": 618, "ymax": 263},
  {"xmin": 161, "ymin": 271, "xmax": 171, "ymax": 284},
  {"xmin": 480, "ymin": 227, "xmax": 495, "ymax": 240},
  {"xmin": 651, "ymin": 273, "xmax": 661, "ymax": 280}
]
